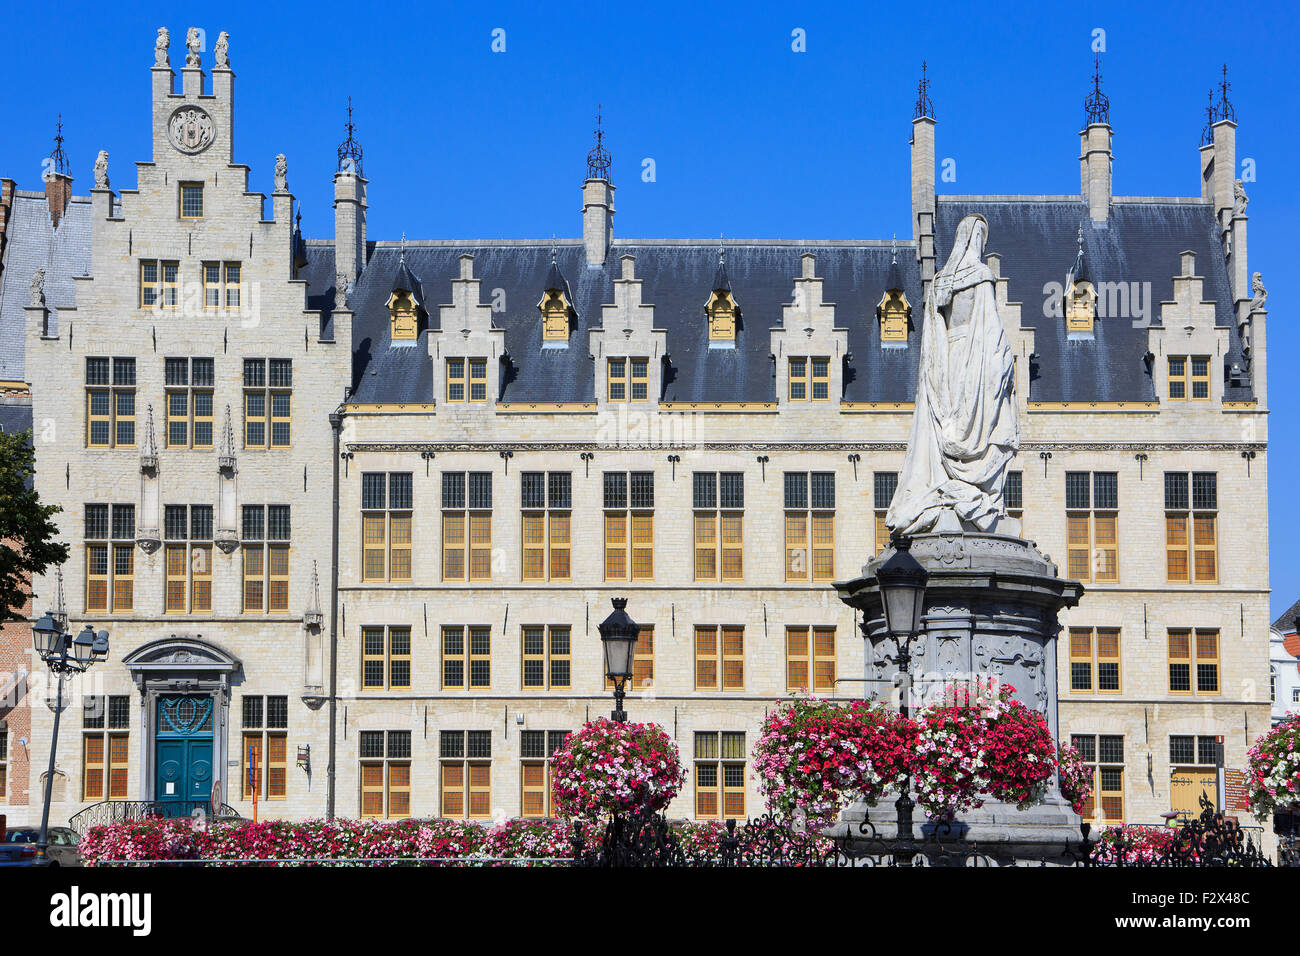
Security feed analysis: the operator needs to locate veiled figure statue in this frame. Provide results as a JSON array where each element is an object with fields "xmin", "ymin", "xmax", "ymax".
[{"xmin": 886, "ymin": 214, "xmax": 1020, "ymax": 537}]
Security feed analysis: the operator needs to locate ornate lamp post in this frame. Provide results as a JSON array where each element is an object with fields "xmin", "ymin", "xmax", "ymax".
[
  {"xmin": 598, "ymin": 598, "xmax": 639, "ymax": 723},
  {"xmin": 31, "ymin": 612, "xmax": 109, "ymax": 859},
  {"xmin": 874, "ymin": 536, "xmax": 929, "ymax": 866}
]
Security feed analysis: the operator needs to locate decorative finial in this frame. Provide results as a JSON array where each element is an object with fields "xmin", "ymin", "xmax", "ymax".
[
  {"xmin": 399, "ymin": 231, "xmax": 407, "ymax": 266},
  {"xmin": 718, "ymin": 232, "xmax": 726, "ymax": 267},
  {"xmin": 1217, "ymin": 64, "xmax": 1235, "ymax": 123},
  {"xmin": 914, "ymin": 61, "xmax": 935, "ymax": 120},
  {"xmin": 890, "ymin": 233, "xmax": 898, "ymax": 265},
  {"xmin": 338, "ymin": 97, "xmax": 364, "ymax": 176},
  {"xmin": 586, "ymin": 104, "xmax": 611, "ymax": 181},
  {"xmin": 49, "ymin": 115, "xmax": 69, "ymax": 178},
  {"xmin": 551, "ymin": 233, "xmax": 557, "ymax": 264},
  {"xmin": 1083, "ymin": 53, "xmax": 1110, "ymax": 126},
  {"xmin": 1200, "ymin": 89, "xmax": 1217, "ymax": 146}
]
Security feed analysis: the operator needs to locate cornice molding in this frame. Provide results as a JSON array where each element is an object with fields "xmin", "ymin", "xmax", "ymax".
[{"xmin": 343, "ymin": 440, "xmax": 1267, "ymax": 454}]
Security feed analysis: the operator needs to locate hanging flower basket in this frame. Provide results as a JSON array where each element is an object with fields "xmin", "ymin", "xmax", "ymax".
[
  {"xmin": 752, "ymin": 698, "xmax": 915, "ymax": 830},
  {"xmin": 1057, "ymin": 740, "xmax": 1094, "ymax": 816},
  {"xmin": 549, "ymin": 718, "xmax": 685, "ymax": 822},
  {"xmin": 1246, "ymin": 712, "xmax": 1300, "ymax": 818}
]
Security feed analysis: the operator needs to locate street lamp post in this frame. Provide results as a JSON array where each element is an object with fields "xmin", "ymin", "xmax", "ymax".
[
  {"xmin": 874, "ymin": 535, "xmax": 929, "ymax": 867},
  {"xmin": 598, "ymin": 597, "xmax": 640, "ymax": 723},
  {"xmin": 31, "ymin": 612, "xmax": 109, "ymax": 860}
]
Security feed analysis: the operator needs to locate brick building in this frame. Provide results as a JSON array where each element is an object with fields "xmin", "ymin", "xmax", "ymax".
[{"xmin": 0, "ymin": 28, "xmax": 1273, "ymax": 832}]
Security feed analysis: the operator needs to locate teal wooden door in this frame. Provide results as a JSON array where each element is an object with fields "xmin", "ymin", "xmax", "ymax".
[{"xmin": 154, "ymin": 696, "xmax": 215, "ymax": 817}]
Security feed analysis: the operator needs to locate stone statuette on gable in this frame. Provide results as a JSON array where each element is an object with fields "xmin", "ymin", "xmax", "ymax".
[
  {"xmin": 214, "ymin": 31, "xmax": 230, "ymax": 68},
  {"xmin": 154, "ymin": 27, "xmax": 169, "ymax": 67},
  {"xmin": 185, "ymin": 27, "xmax": 202, "ymax": 68},
  {"xmin": 29, "ymin": 267, "xmax": 45, "ymax": 308},
  {"xmin": 274, "ymin": 153, "xmax": 288, "ymax": 193},
  {"xmin": 93, "ymin": 150, "xmax": 109, "ymax": 189}
]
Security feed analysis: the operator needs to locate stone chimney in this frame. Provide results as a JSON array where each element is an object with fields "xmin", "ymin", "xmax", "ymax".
[
  {"xmin": 44, "ymin": 172, "xmax": 73, "ymax": 229},
  {"xmin": 582, "ymin": 108, "xmax": 614, "ymax": 267},
  {"xmin": 910, "ymin": 64, "xmax": 937, "ymax": 283},
  {"xmin": 1079, "ymin": 57, "xmax": 1113, "ymax": 224},
  {"xmin": 333, "ymin": 99, "xmax": 368, "ymax": 287},
  {"xmin": 44, "ymin": 115, "xmax": 73, "ymax": 228},
  {"xmin": 1210, "ymin": 119, "xmax": 1236, "ymax": 229},
  {"xmin": 1079, "ymin": 125, "xmax": 1112, "ymax": 224}
]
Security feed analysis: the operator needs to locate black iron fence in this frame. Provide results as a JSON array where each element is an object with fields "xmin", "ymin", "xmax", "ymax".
[{"xmin": 69, "ymin": 800, "xmax": 241, "ymax": 835}]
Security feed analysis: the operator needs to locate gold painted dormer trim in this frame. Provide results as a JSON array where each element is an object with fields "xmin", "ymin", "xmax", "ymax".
[
  {"xmin": 386, "ymin": 289, "xmax": 419, "ymax": 341},
  {"xmin": 1065, "ymin": 280, "xmax": 1097, "ymax": 335},
  {"xmin": 876, "ymin": 288, "xmax": 911, "ymax": 343},
  {"xmin": 706, "ymin": 289, "xmax": 738, "ymax": 342},
  {"xmin": 539, "ymin": 289, "xmax": 572, "ymax": 341}
]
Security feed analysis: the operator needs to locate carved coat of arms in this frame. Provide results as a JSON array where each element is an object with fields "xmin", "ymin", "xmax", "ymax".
[{"xmin": 168, "ymin": 106, "xmax": 215, "ymax": 154}]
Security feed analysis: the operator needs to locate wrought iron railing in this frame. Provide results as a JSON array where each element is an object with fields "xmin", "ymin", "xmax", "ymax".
[
  {"xmin": 68, "ymin": 800, "xmax": 241, "ymax": 835},
  {"xmin": 1075, "ymin": 795, "xmax": 1273, "ymax": 867}
]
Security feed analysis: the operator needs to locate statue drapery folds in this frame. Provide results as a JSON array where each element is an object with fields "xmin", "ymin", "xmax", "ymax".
[{"xmin": 886, "ymin": 214, "xmax": 1020, "ymax": 537}]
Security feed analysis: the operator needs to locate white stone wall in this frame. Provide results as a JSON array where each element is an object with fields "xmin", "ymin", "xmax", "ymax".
[{"xmin": 22, "ymin": 55, "xmax": 349, "ymax": 827}]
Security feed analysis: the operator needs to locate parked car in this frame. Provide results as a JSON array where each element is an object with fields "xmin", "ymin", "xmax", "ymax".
[{"xmin": 0, "ymin": 827, "xmax": 83, "ymax": 867}]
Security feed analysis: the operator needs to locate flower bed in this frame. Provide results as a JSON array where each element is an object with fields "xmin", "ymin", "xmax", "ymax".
[
  {"xmin": 550, "ymin": 718, "xmax": 686, "ymax": 821},
  {"xmin": 1246, "ymin": 712, "xmax": 1300, "ymax": 818},
  {"xmin": 79, "ymin": 815, "xmax": 821, "ymax": 866},
  {"xmin": 1090, "ymin": 824, "xmax": 1186, "ymax": 864},
  {"xmin": 79, "ymin": 817, "xmax": 489, "ymax": 866}
]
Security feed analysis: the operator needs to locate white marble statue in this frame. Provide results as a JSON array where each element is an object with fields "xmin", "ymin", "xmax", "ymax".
[
  {"xmin": 93, "ymin": 150, "xmax": 109, "ymax": 188},
  {"xmin": 214, "ymin": 31, "xmax": 230, "ymax": 68},
  {"xmin": 274, "ymin": 154, "xmax": 288, "ymax": 192},
  {"xmin": 154, "ymin": 27, "xmax": 170, "ymax": 67},
  {"xmin": 886, "ymin": 214, "xmax": 1020, "ymax": 537},
  {"xmin": 186, "ymin": 27, "xmax": 202, "ymax": 68}
]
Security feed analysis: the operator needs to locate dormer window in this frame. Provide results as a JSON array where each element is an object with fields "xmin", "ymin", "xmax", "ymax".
[
  {"xmin": 386, "ymin": 248, "xmax": 422, "ymax": 342},
  {"xmin": 706, "ymin": 253, "xmax": 738, "ymax": 345},
  {"xmin": 707, "ymin": 290, "xmax": 737, "ymax": 342},
  {"xmin": 388, "ymin": 289, "xmax": 419, "ymax": 341},
  {"xmin": 1064, "ymin": 226, "xmax": 1095, "ymax": 338},
  {"xmin": 1066, "ymin": 280, "xmax": 1097, "ymax": 336},
  {"xmin": 538, "ymin": 257, "xmax": 575, "ymax": 344},
  {"xmin": 876, "ymin": 289, "xmax": 911, "ymax": 345},
  {"xmin": 540, "ymin": 290, "xmax": 571, "ymax": 341}
]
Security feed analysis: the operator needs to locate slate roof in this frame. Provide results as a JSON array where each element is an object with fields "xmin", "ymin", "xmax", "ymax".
[
  {"xmin": 0, "ymin": 192, "xmax": 93, "ymax": 381},
  {"xmin": 296, "ymin": 198, "xmax": 1249, "ymax": 406},
  {"xmin": 0, "ymin": 188, "xmax": 1253, "ymax": 408},
  {"xmin": 1273, "ymin": 598, "xmax": 1300, "ymax": 635},
  {"xmin": 304, "ymin": 240, "xmax": 923, "ymax": 405},
  {"xmin": 0, "ymin": 402, "xmax": 32, "ymax": 436},
  {"xmin": 936, "ymin": 199, "xmax": 1252, "ymax": 403}
]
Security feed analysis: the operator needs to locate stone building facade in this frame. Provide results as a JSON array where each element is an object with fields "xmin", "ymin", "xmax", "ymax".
[{"xmin": 0, "ymin": 29, "xmax": 1272, "ymax": 832}]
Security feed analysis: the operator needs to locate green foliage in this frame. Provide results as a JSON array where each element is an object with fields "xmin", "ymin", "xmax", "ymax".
[{"xmin": 0, "ymin": 429, "xmax": 68, "ymax": 623}]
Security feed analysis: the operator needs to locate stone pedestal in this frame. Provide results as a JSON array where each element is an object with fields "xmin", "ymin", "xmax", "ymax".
[{"xmin": 831, "ymin": 531, "xmax": 1085, "ymax": 864}]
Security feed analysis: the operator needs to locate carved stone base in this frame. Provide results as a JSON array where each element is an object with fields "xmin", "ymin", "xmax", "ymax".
[
  {"xmin": 828, "ymin": 791, "xmax": 1084, "ymax": 865},
  {"xmin": 832, "ymin": 532, "xmax": 1085, "ymax": 864}
]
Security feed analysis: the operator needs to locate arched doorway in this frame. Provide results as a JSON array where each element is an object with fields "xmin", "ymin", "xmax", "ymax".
[{"xmin": 121, "ymin": 636, "xmax": 242, "ymax": 810}]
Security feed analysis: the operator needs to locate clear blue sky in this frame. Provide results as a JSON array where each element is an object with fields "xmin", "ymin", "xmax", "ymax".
[{"xmin": 3, "ymin": 1, "xmax": 1297, "ymax": 616}]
